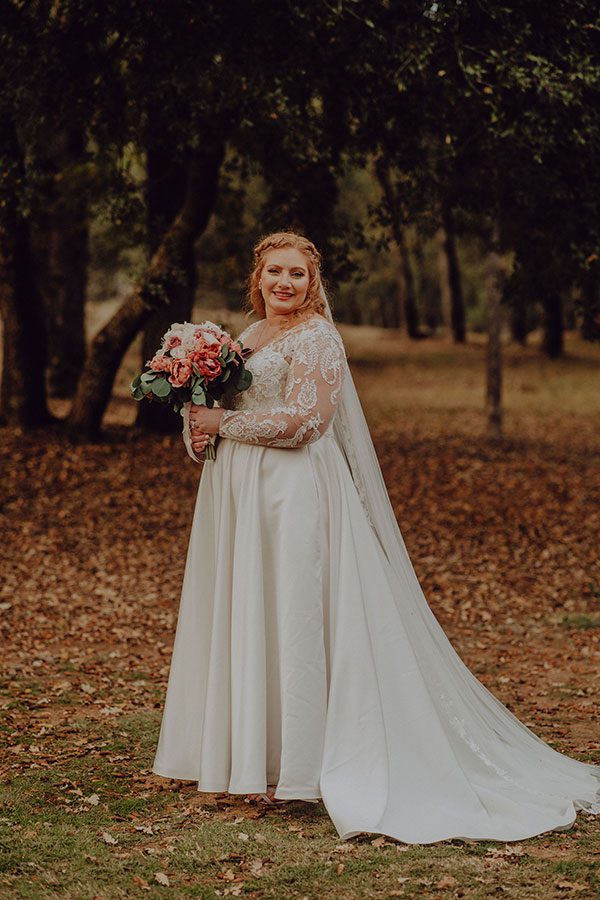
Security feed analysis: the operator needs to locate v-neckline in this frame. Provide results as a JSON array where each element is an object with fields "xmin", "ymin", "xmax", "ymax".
[{"xmin": 242, "ymin": 316, "xmax": 320, "ymax": 359}]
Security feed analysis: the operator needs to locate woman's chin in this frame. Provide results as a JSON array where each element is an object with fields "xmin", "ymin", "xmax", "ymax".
[{"xmin": 268, "ymin": 299, "xmax": 303, "ymax": 316}]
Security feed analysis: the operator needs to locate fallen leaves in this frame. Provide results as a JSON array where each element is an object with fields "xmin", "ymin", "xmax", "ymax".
[
  {"xmin": 486, "ymin": 844, "xmax": 526, "ymax": 859},
  {"xmin": 437, "ymin": 874, "xmax": 459, "ymax": 889},
  {"xmin": 555, "ymin": 880, "xmax": 590, "ymax": 892},
  {"xmin": 1, "ymin": 340, "xmax": 600, "ymax": 897}
]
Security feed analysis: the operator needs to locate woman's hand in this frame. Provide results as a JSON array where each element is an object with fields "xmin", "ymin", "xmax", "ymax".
[{"xmin": 189, "ymin": 405, "xmax": 224, "ymax": 456}]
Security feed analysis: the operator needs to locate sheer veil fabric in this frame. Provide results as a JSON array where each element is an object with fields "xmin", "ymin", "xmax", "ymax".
[{"xmin": 172, "ymin": 289, "xmax": 599, "ymax": 844}]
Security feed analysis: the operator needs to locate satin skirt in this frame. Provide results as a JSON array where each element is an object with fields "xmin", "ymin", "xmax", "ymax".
[{"xmin": 152, "ymin": 431, "xmax": 600, "ymax": 842}]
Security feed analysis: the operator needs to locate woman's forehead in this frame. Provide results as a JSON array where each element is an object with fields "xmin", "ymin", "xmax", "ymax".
[{"xmin": 263, "ymin": 247, "xmax": 308, "ymax": 269}]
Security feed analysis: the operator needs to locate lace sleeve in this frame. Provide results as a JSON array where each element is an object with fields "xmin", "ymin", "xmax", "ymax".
[{"xmin": 218, "ymin": 322, "xmax": 346, "ymax": 448}]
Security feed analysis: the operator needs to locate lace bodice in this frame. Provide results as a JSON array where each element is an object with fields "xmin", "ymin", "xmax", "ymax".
[{"xmin": 217, "ymin": 316, "xmax": 346, "ymax": 448}]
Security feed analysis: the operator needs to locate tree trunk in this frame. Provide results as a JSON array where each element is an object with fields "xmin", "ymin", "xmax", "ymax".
[
  {"xmin": 509, "ymin": 302, "xmax": 529, "ymax": 346},
  {"xmin": 396, "ymin": 228, "xmax": 420, "ymax": 338},
  {"xmin": 564, "ymin": 289, "xmax": 576, "ymax": 331},
  {"xmin": 541, "ymin": 290, "xmax": 564, "ymax": 358},
  {"xmin": 485, "ymin": 224, "xmax": 503, "ymax": 439},
  {"xmin": 379, "ymin": 281, "xmax": 401, "ymax": 329},
  {"xmin": 436, "ymin": 227, "xmax": 451, "ymax": 330},
  {"xmin": 66, "ymin": 144, "xmax": 225, "ymax": 440},
  {"xmin": 136, "ymin": 140, "xmax": 197, "ymax": 434},
  {"xmin": 580, "ymin": 261, "xmax": 600, "ymax": 342},
  {"xmin": 33, "ymin": 128, "xmax": 88, "ymax": 399},
  {"xmin": 0, "ymin": 118, "xmax": 53, "ymax": 428},
  {"xmin": 413, "ymin": 231, "xmax": 439, "ymax": 334},
  {"xmin": 441, "ymin": 202, "xmax": 466, "ymax": 343},
  {"xmin": 374, "ymin": 157, "xmax": 420, "ymax": 337},
  {"xmin": 136, "ymin": 255, "xmax": 197, "ymax": 433}
]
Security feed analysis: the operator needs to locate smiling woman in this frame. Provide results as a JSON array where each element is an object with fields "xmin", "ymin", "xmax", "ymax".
[
  {"xmin": 153, "ymin": 229, "xmax": 600, "ymax": 843},
  {"xmin": 185, "ymin": 235, "xmax": 332, "ymax": 456}
]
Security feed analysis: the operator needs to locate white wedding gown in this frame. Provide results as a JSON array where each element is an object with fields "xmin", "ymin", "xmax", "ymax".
[{"xmin": 152, "ymin": 314, "xmax": 600, "ymax": 843}]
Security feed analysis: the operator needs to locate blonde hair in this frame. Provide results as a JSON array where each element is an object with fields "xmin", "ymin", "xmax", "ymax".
[{"xmin": 244, "ymin": 230, "xmax": 328, "ymax": 328}]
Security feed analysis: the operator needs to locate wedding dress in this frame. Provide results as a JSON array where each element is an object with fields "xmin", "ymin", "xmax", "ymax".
[{"xmin": 152, "ymin": 309, "xmax": 600, "ymax": 844}]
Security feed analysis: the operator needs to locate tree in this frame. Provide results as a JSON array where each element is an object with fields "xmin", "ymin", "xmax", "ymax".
[
  {"xmin": 2, "ymin": 0, "xmax": 395, "ymax": 435},
  {"xmin": 33, "ymin": 126, "xmax": 89, "ymax": 399},
  {"xmin": 374, "ymin": 156, "xmax": 421, "ymax": 339},
  {"xmin": 0, "ymin": 114, "xmax": 51, "ymax": 427},
  {"xmin": 354, "ymin": 0, "xmax": 600, "ymax": 431}
]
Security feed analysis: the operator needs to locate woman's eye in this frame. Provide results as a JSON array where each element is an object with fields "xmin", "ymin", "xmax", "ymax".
[{"xmin": 267, "ymin": 268, "xmax": 305, "ymax": 275}]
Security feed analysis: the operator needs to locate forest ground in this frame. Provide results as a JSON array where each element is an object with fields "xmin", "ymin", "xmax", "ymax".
[{"xmin": 1, "ymin": 312, "xmax": 599, "ymax": 899}]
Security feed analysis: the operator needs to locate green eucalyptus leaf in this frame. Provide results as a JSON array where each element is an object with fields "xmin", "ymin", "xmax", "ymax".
[{"xmin": 152, "ymin": 378, "xmax": 171, "ymax": 398}]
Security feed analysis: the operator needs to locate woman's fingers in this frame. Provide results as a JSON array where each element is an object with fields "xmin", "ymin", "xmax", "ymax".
[{"xmin": 191, "ymin": 431, "xmax": 210, "ymax": 453}]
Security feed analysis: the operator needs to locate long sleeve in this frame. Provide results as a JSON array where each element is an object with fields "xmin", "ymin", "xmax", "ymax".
[{"xmin": 218, "ymin": 322, "xmax": 346, "ymax": 448}]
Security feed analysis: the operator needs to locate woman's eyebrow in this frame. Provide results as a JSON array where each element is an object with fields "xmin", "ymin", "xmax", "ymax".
[{"xmin": 268, "ymin": 264, "xmax": 307, "ymax": 272}]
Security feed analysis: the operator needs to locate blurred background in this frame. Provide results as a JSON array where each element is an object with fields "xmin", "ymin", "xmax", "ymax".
[{"xmin": 1, "ymin": 0, "xmax": 599, "ymax": 440}]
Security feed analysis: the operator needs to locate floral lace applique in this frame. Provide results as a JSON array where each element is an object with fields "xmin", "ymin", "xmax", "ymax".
[{"xmin": 218, "ymin": 317, "xmax": 346, "ymax": 448}]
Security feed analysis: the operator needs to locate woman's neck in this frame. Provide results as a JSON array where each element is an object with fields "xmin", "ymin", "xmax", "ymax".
[{"xmin": 264, "ymin": 312, "xmax": 292, "ymax": 327}]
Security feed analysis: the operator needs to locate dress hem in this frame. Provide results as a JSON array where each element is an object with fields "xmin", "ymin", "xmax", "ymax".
[{"xmin": 152, "ymin": 767, "xmax": 322, "ymax": 801}]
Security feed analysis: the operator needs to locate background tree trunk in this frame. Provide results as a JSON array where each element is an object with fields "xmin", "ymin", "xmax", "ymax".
[
  {"xmin": 396, "ymin": 228, "xmax": 420, "ymax": 339},
  {"xmin": 509, "ymin": 302, "xmax": 529, "ymax": 346},
  {"xmin": 32, "ymin": 127, "xmax": 89, "ymax": 399},
  {"xmin": 485, "ymin": 224, "xmax": 503, "ymax": 439},
  {"xmin": 436, "ymin": 226, "xmax": 452, "ymax": 331},
  {"xmin": 136, "ymin": 138, "xmax": 197, "ymax": 434},
  {"xmin": 374, "ymin": 156, "xmax": 420, "ymax": 338},
  {"xmin": 441, "ymin": 201, "xmax": 466, "ymax": 343},
  {"xmin": 580, "ymin": 261, "xmax": 600, "ymax": 342},
  {"xmin": 66, "ymin": 143, "xmax": 225, "ymax": 440},
  {"xmin": 542, "ymin": 290, "xmax": 564, "ymax": 358},
  {"xmin": 0, "ymin": 118, "xmax": 52, "ymax": 428},
  {"xmin": 413, "ymin": 231, "xmax": 439, "ymax": 334}
]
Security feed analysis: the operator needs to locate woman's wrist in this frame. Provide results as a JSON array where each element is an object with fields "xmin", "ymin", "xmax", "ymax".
[
  {"xmin": 188, "ymin": 405, "xmax": 225, "ymax": 436},
  {"xmin": 208, "ymin": 407, "xmax": 225, "ymax": 435}
]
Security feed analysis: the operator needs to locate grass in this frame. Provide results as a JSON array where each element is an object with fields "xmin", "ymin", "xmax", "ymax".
[
  {"xmin": 1, "ymin": 712, "xmax": 598, "ymax": 898},
  {"xmin": 562, "ymin": 613, "xmax": 600, "ymax": 631}
]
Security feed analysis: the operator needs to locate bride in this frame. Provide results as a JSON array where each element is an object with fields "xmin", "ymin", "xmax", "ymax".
[{"xmin": 152, "ymin": 230, "xmax": 599, "ymax": 843}]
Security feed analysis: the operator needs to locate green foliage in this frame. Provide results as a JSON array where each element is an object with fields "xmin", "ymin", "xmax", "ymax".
[{"xmin": 1, "ymin": 1, "xmax": 599, "ymax": 335}]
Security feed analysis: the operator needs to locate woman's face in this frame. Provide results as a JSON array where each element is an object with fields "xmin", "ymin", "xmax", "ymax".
[{"xmin": 260, "ymin": 248, "xmax": 310, "ymax": 318}]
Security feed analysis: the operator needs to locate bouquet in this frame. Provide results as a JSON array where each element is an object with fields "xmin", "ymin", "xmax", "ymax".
[{"xmin": 130, "ymin": 320, "xmax": 252, "ymax": 460}]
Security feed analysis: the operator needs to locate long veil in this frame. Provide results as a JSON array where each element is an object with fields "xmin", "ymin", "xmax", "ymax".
[{"xmin": 320, "ymin": 285, "xmax": 600, "ymax": 832}]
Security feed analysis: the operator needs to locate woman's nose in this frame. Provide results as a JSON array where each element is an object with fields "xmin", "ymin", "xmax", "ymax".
[{"xmin": 276, "ymin": 273, "xmax": 291, "ymax": 287}]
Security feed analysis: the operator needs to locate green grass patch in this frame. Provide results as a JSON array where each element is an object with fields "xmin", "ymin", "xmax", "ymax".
[
  {"xmin": 562, "ymin": 613, "xmax": 600, "ymax": 630},
  {"xmin": 1, "ymin": 716, "xmax": 599, "ymax": 900}
]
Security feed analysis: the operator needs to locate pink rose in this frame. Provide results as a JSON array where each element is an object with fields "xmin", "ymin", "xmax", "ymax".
[
  {"xmin": 166, "ymin": 335, "xmax": 182, "ymax": 349},
  {"xmin": 150, "ymin": 354, "xmax": 173, "ymax": 373},
  {"xmin": 168, "ymin": 358, "xmax": 193, "ymax": 387},
  {"xmin": 195, "ymin": 357, "xmax": 222, "ymax": 379}
]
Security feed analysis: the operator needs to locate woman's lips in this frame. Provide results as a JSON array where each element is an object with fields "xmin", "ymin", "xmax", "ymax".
[{"xmin": 274, "ymin": 292, "xmax": 293, "ymax": 298}]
